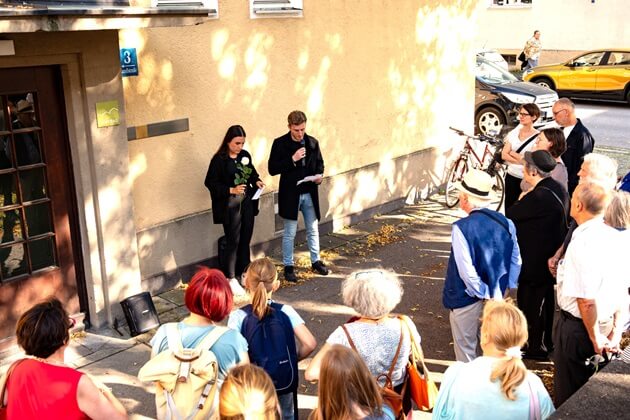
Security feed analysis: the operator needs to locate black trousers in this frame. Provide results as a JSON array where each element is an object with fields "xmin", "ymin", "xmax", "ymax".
[
  {"xmin": 543, "ymin": 285, "xmax": 555, "ymax": 352},
  {"xmin": 517, "ymin": 283, "xmax": 555, "ymax": 354},
  {"xmin": 222, "ymin": 195, "xmax": 255, "ymax": 279},
  {"xmin": 553, "ymin": 310, "xmax": 596, "ymax": 406},
  {"xmin": 504, "ymin": 173, "xmax": 522, "ymax": 209}
]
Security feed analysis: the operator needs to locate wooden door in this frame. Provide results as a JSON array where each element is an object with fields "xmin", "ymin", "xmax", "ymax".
[{"xmin": 0, "ymin": 66, "xmax": 84, "ymax": 350}]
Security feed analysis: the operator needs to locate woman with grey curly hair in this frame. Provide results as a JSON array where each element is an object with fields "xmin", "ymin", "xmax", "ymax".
[{"xmin": 305, "ymin": 269, "xmax": 422, "ymax": 414}]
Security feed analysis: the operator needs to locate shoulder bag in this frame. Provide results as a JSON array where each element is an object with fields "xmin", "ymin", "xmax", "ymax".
[
  {"xmin": 537, "ymin": 185, "xmax": 570, "ymax": 229},
  {"xmin": 399, "ymin": 315, "xmax": 439, "ymax": 411},
  {"xmin": 342, "ymin": 321, "xmax": 405, "ymax": 419},
  {"xmin": 495, "ymin": 132, "xmax": 537, "ymax": 165}
]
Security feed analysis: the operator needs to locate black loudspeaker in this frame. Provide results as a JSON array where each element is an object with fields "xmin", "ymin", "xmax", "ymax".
[{"xmin": 119, "ymin": 292, "xmax": 160, "ymax": 337}]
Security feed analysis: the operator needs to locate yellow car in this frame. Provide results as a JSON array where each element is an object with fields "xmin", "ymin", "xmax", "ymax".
[{"xmin": 523, "ymin": 49, "xmax": 630, "ymax": 104}]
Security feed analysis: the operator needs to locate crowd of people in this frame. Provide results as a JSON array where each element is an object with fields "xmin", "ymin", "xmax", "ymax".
[
  {"xmin": 446, "ymin": 95, "xmax": 628, "ymax": 413},
  {"xmin": 1, "ymin": 99, "xmax": 628, "ymax": 420}
]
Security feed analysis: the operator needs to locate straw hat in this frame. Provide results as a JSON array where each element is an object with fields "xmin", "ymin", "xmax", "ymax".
[{"xmin": 456, "ymin": 169, "xmax": 494, "ymax": 200}]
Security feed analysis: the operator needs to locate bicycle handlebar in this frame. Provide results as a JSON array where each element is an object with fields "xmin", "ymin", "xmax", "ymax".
[
  {"xmin": 449, "ymin": 127, "xmax": 503, "ymax": 146},
  {"xmin": 449, "ymin": 126, "xmax": 467, "ymax": 136}
]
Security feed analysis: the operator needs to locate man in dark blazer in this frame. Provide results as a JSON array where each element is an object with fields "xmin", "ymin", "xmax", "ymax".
[
  {"xmin": 506, "ymin": 150, "xmax": 569, "ymax": 360},
  {"xmin": 268, "ymin": 110, "xmax": 328, "ymax": 282},
  {"xmin": 552, "ymin": 98, "xmax": 594, "ymax": 195}
]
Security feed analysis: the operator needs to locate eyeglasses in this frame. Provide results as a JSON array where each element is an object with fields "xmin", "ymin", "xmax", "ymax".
[
  {"xmin": 552, "ymin": 108, "xmax": 567, "ymax": 117},
  {"xmin": 354, "ymin": 270, "xmax": 385, "ymax": 280},
  {"xmin": 518, "ymin": 112, "xmax": 530, "ymax": 117}
]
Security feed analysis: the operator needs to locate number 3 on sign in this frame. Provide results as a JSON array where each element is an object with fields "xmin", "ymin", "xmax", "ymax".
[
  {"xmin": 122, "ymin": 50, "xmax": 132, "ymax": 64},
  {"xmin": 120, "ymin": 48, "xmax": 139, "ymax": 77}
]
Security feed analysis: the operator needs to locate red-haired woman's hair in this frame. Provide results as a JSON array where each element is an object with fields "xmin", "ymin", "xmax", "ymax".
[{"xmin": 185, "ymin": 267, "xmax": 233, "ymax": 322}]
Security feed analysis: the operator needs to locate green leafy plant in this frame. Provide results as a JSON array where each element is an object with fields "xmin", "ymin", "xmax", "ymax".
[
  {"xmin": 234, "ymin": 163, "xmax": 252, "ymax": 185},
  {"xmin": 234, "ymin": 156, "xmax": 252, "ymax": 186}
]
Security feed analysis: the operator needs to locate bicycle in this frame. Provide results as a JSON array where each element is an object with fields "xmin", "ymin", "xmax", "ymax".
[{"xmin": 444, "ymin": 127, "xmax": 506, "ymax": 211}]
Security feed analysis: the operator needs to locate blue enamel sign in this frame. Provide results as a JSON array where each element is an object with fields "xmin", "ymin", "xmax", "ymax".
[{"xmin": 120, "ymin": 48, "xmax": 139, "ymax": 77}]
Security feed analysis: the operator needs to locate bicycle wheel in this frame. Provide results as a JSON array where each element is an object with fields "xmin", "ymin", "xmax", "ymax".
[
  {"xmin": 491, "ymin": 172, "xmax": 505, "ymax": 212},
  {"xmin": 445, "ymin": 158, "xmax": 467, "ymax": 208}
]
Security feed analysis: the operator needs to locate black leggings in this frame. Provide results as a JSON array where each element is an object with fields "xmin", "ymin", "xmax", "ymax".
[
  {"xmin": 504, "ymin": 173, "xmax": 523, "ymax": 209},
  {"xmin": 222, "ymin": 195, "xmax": 255, "ymax": 279}
]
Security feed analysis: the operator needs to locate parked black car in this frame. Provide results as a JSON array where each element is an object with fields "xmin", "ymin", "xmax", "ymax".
[{"xmin": 475, "ymin": 55, "xmax": 558, "ymax": 134}]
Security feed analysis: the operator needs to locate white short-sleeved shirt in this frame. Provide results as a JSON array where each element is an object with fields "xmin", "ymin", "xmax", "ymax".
[
  {"xmin": 557, "ymin": 217, "xmax": 626, "ymax": 320},
  {"xmin": 326, "ymin": 318, "xmax": 422, "ymax": 387},
  {"xmin": 505, "ymin": 126, "xmax": 539, "ymax": 179},
  {"xmin": 227, "ymin": 301, "xmax": 305, "ymax": 332}
]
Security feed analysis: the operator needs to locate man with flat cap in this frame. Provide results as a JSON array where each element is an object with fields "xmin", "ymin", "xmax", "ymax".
[
  {"xmin": 443, "ymin": 169, "xmax": 522, "ymax": 362},
  {"xmin": 507, "ymin": 150, "xmax": 569, "ymax": 360}
]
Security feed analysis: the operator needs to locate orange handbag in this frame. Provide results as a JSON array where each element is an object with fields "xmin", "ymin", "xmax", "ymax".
[{"xmin": 400, "ymin": 316, "xmax": 439, "ymax": 411}]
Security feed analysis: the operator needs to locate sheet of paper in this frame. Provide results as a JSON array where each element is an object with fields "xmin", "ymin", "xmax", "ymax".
[
  {"xmin": 296, "ymin": 174, "xmax": 323, "ymax": 186},
  {"xmin": 252, "ymin": 187, "xmax": 264, "ymax": 200}
]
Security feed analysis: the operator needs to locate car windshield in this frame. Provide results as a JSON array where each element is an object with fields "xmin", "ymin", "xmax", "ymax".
[{"xmin": 475, "ymin": 56, "xmax": 518, "ymax": 84}]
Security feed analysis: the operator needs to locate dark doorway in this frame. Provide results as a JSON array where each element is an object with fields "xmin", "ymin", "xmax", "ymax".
[{"xmin": 0, "ymin": 66, "xmax": 85, "ymax": 351}]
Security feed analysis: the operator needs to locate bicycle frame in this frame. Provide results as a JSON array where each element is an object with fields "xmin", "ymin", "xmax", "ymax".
[
  {"xmin": 457, "ymin": 137, "xmax": 495, "ymax": 170},
  {"xmin": 444, "ymin": 127, "xmax": 506, "ymax": 211}
]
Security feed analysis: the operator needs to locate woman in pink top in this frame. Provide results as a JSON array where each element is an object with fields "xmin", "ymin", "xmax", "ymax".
[{"xmin": 1, "ymin": 298, "xmax": 127, "ymax": 419}]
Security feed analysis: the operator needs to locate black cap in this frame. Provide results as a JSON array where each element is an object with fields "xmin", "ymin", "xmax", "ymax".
[{"xmin": 524, "ymin": 150, "xmax": 557, "ymax": 173}]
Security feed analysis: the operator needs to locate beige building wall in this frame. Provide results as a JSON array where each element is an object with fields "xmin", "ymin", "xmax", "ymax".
[
  {"xmin": 0, "ymin": 31, "xmax": 141, "ymax": 327},
  {"xmin": 474, "ymin": 0, "xmax": 629, "ymax": 64},
  {"xmin": 124, "ymin": 0, "xmax": 479, "ymax": 285}
]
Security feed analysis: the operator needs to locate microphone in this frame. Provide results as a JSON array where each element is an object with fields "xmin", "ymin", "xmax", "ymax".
[{"xmin": 300, "ymin": 139, "xmax": 306, "ymax": 167}]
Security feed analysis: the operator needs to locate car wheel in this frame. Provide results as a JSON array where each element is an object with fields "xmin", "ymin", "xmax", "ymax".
[
  {"xmin": 475, "ymin": 107, "xmax": 506, "ymax": 135},
  {"xmin": 533, "ymin": 77, "xmax": 555, "ymax": 90},
  {"xmin": 626, "ymin": 88, "xmax": 630, "ymax": 105}
]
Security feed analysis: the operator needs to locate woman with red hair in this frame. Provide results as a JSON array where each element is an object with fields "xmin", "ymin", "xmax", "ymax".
[{"xmin": 149, "ymin": 267, "xmax": 249, "ymax": 383}]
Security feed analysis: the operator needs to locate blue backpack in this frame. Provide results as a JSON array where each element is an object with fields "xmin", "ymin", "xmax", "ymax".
[
  {"xmin": 618, "ymin": 171, "xmax": 630, "ymax": 192},
  {"xmin": 240, "ymin": 302, "xmax": 298, "ymax": 395}
]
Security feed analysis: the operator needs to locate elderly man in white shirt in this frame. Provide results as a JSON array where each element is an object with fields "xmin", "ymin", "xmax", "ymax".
[{"xmin": 553, "ymin": 182, "xmax": 626, "ymax": 406}]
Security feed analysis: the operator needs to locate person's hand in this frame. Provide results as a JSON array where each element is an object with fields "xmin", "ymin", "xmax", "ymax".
[
  {"xmin": 314, "ymin": 174, "xmax": 323, "ymax": 185},
  {"xmin": 606, "ymin": 326, "xmax": 622, "ymax": 352},
  {"xmin": 292, "ymin": 147, "xmax": 306, "ymax": 163},
  {"xmin": 231, "ymin": 185, "xmax": 246, "ymax": 195},
  {"xmin": 548, "ymin": 255, "xmax": 559, "ymax": 278},
  {"xmin": 591, "ymin": 333, "xmax": 610, "ymax": 355},
  {"xmin": 256, "ymin": 180, "xmax": 265, "ymax": 189}
]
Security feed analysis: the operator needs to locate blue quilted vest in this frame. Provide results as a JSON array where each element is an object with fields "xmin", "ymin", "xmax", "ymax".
[{"xmin": 443, "ymin": 209, "xmax": 515, "ymax": 309}]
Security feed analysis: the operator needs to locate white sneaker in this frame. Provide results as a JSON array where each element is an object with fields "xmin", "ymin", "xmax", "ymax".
[{"xmin": 229, "ymin": 278, "xmax": 246, "ymax": 296}]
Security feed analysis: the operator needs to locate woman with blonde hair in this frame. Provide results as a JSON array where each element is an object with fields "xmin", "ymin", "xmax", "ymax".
[
  {"xmin": 432, "ymin": 300, "xmax": 554, "ymax": 419},
  {"xmin": 220, "ymin": 364, "xmax": 280, "ymax": 420},
  {"xmin": 228, "ymin": 257, "xmax": 317, "ymax": 420},
  {"xmin": 309, "ymin": 344, "xmax": 394, "ymax": 420}
]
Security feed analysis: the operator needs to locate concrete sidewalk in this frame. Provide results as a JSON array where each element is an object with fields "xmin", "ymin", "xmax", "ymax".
[{"xmin": 0, "ymin": 198, "xmax": 552, "ymax": 418}]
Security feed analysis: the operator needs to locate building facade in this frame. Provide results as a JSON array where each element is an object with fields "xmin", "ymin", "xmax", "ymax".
[
  {"xmin": 475, "ymin": 0, "xmax": 630, "ymax": 65},
  {"xmin": 0, "ymin": 0, "xmax": 477, "ymax": 350}
]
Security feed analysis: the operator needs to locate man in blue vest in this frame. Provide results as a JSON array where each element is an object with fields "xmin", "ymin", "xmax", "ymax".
[{"xmin": 443, "ymin": 169, "xmax": 522, "ymax": 362}]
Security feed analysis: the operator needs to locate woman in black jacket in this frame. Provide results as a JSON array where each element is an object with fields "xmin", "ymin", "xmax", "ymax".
[{"xmin": 204, "ymin": 125, "xmax": 264, "ymax": 294}]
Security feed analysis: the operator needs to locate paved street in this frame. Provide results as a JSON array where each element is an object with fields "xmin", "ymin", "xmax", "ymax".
[
  {"xmin": 2, "ymin": 200, "xmax": 466, "ymax": 419},
  {"xmin": 576, "ymin": 101, "xmax": 630, "ymax": 149}
]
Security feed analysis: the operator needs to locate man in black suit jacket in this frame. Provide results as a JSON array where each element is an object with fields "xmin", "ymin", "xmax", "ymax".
[
  {"xmin": 506, "ymin": 150, "xmax": 569, "ymax": 360},
  {"xmin": 552, "ymin": 98, "xmax": 594, "ymax": 195},
  {"xmin": 268, "ymin": 110, "xmax": 328, "ymax": 282}
]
